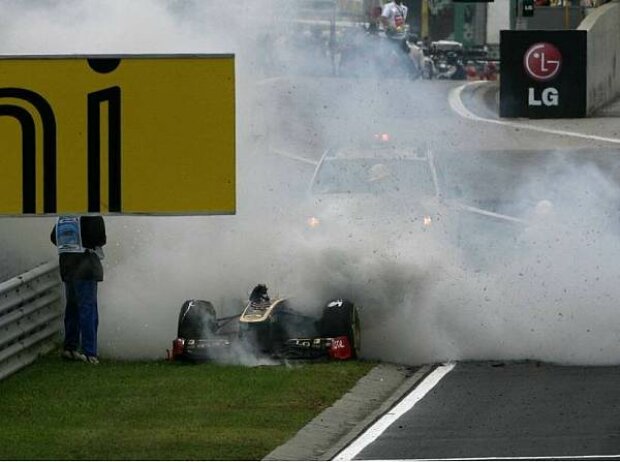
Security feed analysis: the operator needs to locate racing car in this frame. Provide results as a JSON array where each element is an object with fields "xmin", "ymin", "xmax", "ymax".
[
  {"xmin": 170, "ymin": 285, "xmax": 361, "ymax": 362},
  {"xmin": 302, "ymin": 136, "xmax": 529, "ymax": 270}
]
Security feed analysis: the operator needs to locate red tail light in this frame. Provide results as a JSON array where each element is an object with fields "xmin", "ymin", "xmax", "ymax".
[
  {"xmin": 374, "ymin": 133, "xmax": 390, "ymax": 143},
  {"xmin": 328, "ymin": 336, "xmax": 352, "ymax": 360},
  {"xmin": 172, "ymin": 338, "xmax": 185, "ymax": 359}
]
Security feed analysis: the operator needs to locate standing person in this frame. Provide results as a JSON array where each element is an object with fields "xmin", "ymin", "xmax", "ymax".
[
  {"xmin": 51, "ymin": 215, "xmax": 106, "ymax": 364},
  {"xmin": 379, "ymin": 0, "xmax": 417, "ymax": 78},
  {"xmin": 380, "ymin": 0, "xmax": 408, "ymax": 33}
]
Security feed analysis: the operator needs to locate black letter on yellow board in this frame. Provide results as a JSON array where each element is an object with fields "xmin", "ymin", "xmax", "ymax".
[
  {"xmin": 87, "ymin": 58, "xmax": 121, "ymax": 213},
  {"xmin": 0, "ymin": 89, "xmax": 57, "ymax": 214}
]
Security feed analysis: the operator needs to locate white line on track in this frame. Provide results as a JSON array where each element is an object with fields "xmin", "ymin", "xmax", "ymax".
[
  {"xmin": 269, "ymin": 148, "xmax": 318, "ymax": 166},
  {"xmin": 449, "ymin": 82, "xmax": 620, "ymax": 145},
  {"xmin": 332, "ymin": 362, "xmax": 456, "ymax": 461}
]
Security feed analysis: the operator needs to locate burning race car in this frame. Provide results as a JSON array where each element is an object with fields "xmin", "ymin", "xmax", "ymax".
[{"xmin": 170, "ymin": 284, "xmax": 361, "ymax": 362}]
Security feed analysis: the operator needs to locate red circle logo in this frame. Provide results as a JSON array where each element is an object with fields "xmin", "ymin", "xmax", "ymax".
[{"xmin": 523, "ymin": 42, "xmax": 562, "ymax": 82}]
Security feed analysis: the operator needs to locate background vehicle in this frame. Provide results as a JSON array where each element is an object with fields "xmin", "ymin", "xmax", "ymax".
[
  {"xmin": 462, "ymin": 44, "xmax": 499, "ymax": 80},
  {"xmin": 171, "ymin": 289, "xmax": 361, "ymax": 362},
  {"xmin": 304, "ymin": 139, "xmax": 528, "ymax": 269},
  {"xmin": 423, "ymin": 40, "xmax": 466, "ymax": 80},
  {"xmin": 306, "ymin": 140, "xmax": 446, "ymax": 237}
]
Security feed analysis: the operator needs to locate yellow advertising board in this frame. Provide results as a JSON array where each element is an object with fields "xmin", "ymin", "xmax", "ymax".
[{"xmin": 0, "ymin": 55, "xmax": 235, "ymax": 215}]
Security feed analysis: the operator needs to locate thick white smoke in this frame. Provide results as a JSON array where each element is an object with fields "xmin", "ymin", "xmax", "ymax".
[{"xmin": 2, "ymin": 0, "xmax": 620, "ymax": 366}]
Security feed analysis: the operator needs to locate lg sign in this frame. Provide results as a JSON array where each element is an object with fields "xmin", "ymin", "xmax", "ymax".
[
  {"xmin": 524, "ymin": 42, "xmax": 561, "ymax": 107},
  {"xmin": 500, "ymin": 30, "xmax": 586, "ymax": 118}
]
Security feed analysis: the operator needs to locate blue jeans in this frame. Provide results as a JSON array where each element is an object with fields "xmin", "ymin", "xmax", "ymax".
[{"xmin": 64, "ymin": 280, "xmax": 99, "ymax": 357}]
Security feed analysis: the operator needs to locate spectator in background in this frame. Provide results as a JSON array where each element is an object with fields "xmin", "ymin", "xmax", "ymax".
[
  {"xmin": 51, "ymin": 215, "xmax": 106, "ymax": 364},
  {"xmin": 380, "ymin": 0, "xmax": 408, "ymax": 34}
]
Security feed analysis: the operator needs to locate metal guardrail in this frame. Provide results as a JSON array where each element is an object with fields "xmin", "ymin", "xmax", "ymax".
[{"xmin": 0, "ymin": 260, "xmax": 63, "ymax": 381}]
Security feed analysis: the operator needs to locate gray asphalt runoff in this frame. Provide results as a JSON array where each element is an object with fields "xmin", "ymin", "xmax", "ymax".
[
  {"xmin": 263, "ymin": 363, "xmax": 430, "ymax": 461},
  {"xmin": 356, "ymin": 361, "xmax": 620, "ymax": 460}
]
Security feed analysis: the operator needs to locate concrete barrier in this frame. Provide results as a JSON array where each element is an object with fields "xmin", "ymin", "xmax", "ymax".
[{"xmin": 578, "ymin": 0, "xmax": 620, "ymax": 115}]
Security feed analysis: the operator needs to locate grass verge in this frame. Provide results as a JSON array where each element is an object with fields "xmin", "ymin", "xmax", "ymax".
[{"xmin": 0, "ymin": 354, "xmax": 375, "ymax": 460}]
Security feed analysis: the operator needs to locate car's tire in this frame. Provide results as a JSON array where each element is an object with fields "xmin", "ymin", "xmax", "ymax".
[
  {"xmin": 319, "ymin": 299, "xmax": 361, "ymax": 359},
  {"xmin": 177, "ymin": 299, "xmax": 217, "ymax": 339}
]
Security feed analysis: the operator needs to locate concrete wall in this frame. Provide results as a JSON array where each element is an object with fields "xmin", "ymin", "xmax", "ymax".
[
  {"xmin": 578, "ymin": 0, "xmax": 620, "ymax": 115},
  {"xmin": 524, "ymin": 6, "xmax": 585, "ymax": 30},
  {"xmin": 486, "ymin": 0, "xmax": 510, "ymax": 45}
]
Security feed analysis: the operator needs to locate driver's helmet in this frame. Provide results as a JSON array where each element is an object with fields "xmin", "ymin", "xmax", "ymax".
[
  {"xmin": 368, "ymin": 163, "xmax": 392, "ymax": 182},
  {"xmin": 249, "ymin": 284, "xmax": 270, "ymax": 304}
]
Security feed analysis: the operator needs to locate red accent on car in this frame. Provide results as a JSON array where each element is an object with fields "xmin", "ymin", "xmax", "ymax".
[
  {"xmin": 328, "ymin": 336, "xmax": 352, "ymax": 360},
  {"xmin": 172, "ymin": 338, "xmax": 185, "ymax": 359}
]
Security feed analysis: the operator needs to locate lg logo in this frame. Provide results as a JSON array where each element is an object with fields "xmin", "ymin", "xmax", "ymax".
[
  {"xmin": 524, "ymin": 42, "xmax": 562, "ymax": 81},
  {"xmin": 524, "ymin": 42, "xmax": 561, "ymax": 107}
]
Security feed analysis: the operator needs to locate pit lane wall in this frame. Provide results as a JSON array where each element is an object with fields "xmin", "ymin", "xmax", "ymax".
[
  {"xmin": 0, "ymin": 261, "xmax": 63, "ymax": 381},
  {"xmin": 578, "ymin": 0, "xmax": 620, "ymax": 115}
]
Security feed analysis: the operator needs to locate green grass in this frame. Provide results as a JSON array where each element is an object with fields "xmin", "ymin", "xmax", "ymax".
[{"xmin": 0, "ymin": 354, "xmax": 375, "ymax": 460}]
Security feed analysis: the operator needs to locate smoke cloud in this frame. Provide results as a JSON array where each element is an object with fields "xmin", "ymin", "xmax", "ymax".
[{"xmin": 2, "ymin": 0, "xmax": 620, "ymax": 367}]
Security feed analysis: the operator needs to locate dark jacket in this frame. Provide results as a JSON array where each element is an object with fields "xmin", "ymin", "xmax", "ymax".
[{"xmin": 50, "ymin": 216, "xmax": 106, "ymax": 282}]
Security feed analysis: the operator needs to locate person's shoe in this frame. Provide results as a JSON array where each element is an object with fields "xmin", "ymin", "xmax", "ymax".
[
  {"xmin": 86, "ymin": 356, "xmax": 99, "ymax": 365},
  {"xmin": 62, "ymin": 350, "xmax": 87, "ymax": 362}
]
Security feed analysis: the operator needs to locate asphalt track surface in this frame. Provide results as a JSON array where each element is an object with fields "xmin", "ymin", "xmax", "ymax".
[
  {"xmin": 264, "ymin": 363, "xmax": 426, "ymax": 461},
  {"xmin": 347, "ymin": 361, "xmax": 620, "ymax": 460},
  {"xmin": 263, "ymin": 77, "xmax": 620, "ymax": 461}
]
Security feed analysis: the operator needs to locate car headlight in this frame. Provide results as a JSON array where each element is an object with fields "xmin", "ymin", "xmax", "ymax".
[{"xmin": 307, "ymin": 216, "xmax": 321, "ymax": 228}]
